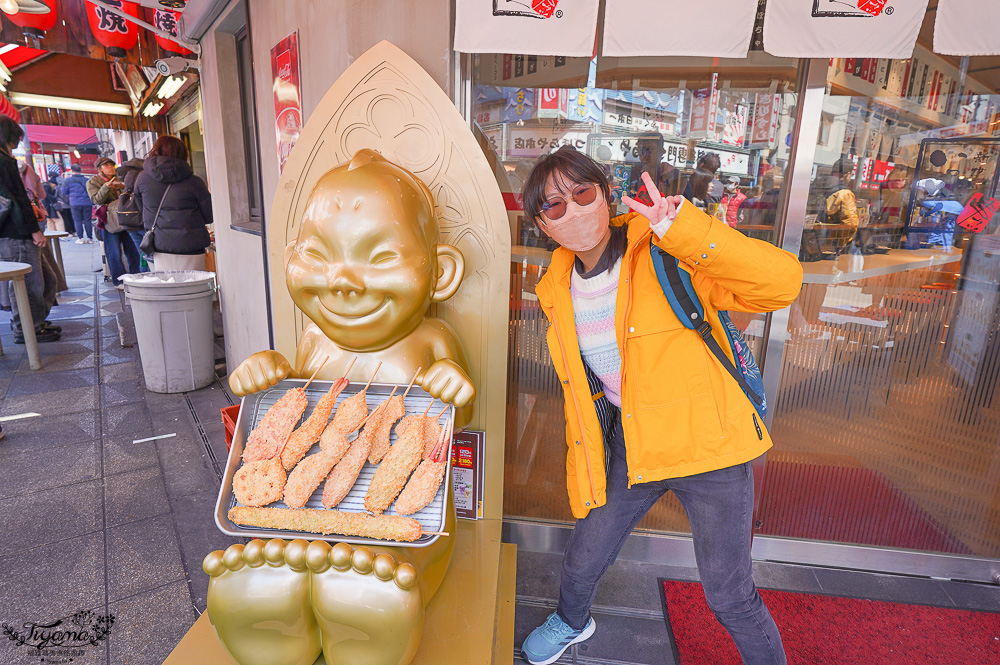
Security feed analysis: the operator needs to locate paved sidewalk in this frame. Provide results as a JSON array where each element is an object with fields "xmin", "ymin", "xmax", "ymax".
[{"xmin": 0, "ymin": 242, "xmax": 240, "ymax": 665}]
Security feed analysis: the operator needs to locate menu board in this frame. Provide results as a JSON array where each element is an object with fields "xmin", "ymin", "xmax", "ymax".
[{"xmin": 451, "ymin": 430, "xmax": 485, "ymax": 520}]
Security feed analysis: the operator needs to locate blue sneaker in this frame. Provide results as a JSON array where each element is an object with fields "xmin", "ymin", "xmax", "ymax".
[{"xmin": 521, "ymin": 612, "xmax": 596, "ymax": 665}]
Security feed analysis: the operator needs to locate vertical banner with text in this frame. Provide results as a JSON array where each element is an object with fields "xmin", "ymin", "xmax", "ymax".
[{"xmin": 271, "ymin": 31, "xmax": 301, "ymax": 174}]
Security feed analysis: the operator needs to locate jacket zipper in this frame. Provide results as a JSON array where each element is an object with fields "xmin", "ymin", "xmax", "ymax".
[
  {"xmin": 549, "ymin": 305, "xmax": 599, "ymax": 507},
  {"xmin": 752, "ymin": 412, "xmax": 763, "ymax": 440}
]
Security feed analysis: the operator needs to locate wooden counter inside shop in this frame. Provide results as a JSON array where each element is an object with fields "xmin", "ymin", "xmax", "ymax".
[{"xmin": 162, "ymin": 519, "xmax": 516, "ymax": 665}]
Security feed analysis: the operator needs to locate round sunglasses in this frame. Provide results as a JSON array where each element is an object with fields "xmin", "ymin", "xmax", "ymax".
[{"xmin": 539, "ymin": 183, "xmax": 599, "ymax": 222}]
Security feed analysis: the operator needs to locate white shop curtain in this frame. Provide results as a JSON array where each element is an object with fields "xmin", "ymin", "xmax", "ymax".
[
  {"xmin": 763, "ymin": 0, "xmax": 929, "ymax": 59},
  {"xmin": 453, "ymin": 0, "xmax": 601, "ymax": 57},
  {"xmin": 934, "ymin": 0, "xmax": 1000, "ymax": 55},
  {"xmin": 602, "ymin": 0, "xmax": 758, "ymax": 58}
]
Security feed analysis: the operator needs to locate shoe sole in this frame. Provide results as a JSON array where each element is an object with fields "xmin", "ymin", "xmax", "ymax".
[{"xmin": 523, "ymin": 618, "xmax": 596, "ymax": 665}]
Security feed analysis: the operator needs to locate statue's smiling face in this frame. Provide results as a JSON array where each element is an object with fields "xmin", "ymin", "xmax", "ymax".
[{"xmin": 286, "ymin": 174, "xmax": 436, "ymax": 352}]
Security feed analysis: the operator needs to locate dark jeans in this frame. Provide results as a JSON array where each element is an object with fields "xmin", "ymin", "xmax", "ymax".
[
  {"xmin": 71, "ymin": 205, "xmax": 93, "ymax": 239},
  {"xmin": 0, "ymin": 237, "xmax": 48, "ymax": 333},
  {"xmin": 557, "ymin": 421, "xmax": 786, "ymax": 665},
  {"xmin": 127, "ymin": 230, "xmax": 150, "ymax": 272},
  {"xmin": 103, "ymin": 230, "xmax": 141, "ymax": 285},
  {"xmin": 59, "ymin": 207, "xmax": 75, "ymax": 235}
]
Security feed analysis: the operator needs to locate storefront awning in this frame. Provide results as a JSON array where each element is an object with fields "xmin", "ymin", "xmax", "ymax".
[
  {"xmin": 455, "ymin": 0, "xmax": 1000, "ymax": 59},
  {"xmin": 23, "ymin": 124, "xmax": 97, "ymax": 146}
]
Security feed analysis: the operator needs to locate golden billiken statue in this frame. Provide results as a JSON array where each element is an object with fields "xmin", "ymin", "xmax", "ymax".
[{"xmin": 209, "ymin": 150, "xmax": 473, "ymax": 665}]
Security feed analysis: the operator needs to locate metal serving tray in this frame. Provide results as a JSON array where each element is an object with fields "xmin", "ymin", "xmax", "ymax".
[{"xmin": 214, "ymin": 378, "xmax": 453, "ymax": 548}]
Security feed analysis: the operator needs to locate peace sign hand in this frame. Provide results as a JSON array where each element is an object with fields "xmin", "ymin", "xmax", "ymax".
[{"xmin": 621, "ymin": 171, "xmax": 684, "ymax": 229}]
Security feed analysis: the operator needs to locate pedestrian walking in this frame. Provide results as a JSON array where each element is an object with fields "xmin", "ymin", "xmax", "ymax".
[{"xmin": 60, "ymin": 163, "xmax": 94, "ymax": 243}]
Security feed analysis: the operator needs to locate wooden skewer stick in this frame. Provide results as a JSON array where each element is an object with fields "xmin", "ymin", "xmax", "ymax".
[
  {"xmin": 358, "ymin": 385, "xmax": 398, "ymax": 429},
  {"xmin": 303, "ymin": 356, "xmax": 330, "ymax": 389},
  {"xmin": 421, "ymin": 401, "xmax": 434, "ymax": 417},
  {"xmin": 430, "ymin": 417, "xmax": 454, "ymax": 463},
  {"xmin": 341, "ymin": 356, "xmax": 357, "ymax": 378},
  {"xmin": 362, "ymin": 361, "xmax": 383, "ymax": 392},
  {"xmin": 424, "ymin": 531, "xmax": 450, "ymax": 537},
  {"xmin": 401, "ymin": 367, "xmax": 422, "ymax": 399},
  {"xmin": 436, "ymin": 405, "xmax": 449, "ymax": 420}
]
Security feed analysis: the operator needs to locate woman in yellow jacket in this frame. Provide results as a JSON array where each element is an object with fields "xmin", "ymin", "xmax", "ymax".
[{"xmin": 520, "ymin": 148, "xmax": 803, "ymax": 665}]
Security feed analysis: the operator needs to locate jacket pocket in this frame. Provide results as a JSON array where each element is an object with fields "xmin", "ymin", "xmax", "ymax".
[{"xmin": 627, "ymin": 328, "xmax": 711, "ymax": 409}]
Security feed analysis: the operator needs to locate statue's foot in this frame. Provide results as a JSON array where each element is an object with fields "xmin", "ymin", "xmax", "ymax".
[
  {"xmin": 306, "ymin": 541, "xmax": 424, "ymax": 665},
  {"xmin": 203, "ymin": 539, "xmax": 322, "ymax": 665}
]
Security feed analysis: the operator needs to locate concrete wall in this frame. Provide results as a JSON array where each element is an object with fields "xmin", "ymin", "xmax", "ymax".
[
  {"xmin": 202, "ymin": 0, "xmax": 454, "ymax": 371},
  {"xmin": 199, "ymin": 1, "xmax": 271, "ymax": 371}
]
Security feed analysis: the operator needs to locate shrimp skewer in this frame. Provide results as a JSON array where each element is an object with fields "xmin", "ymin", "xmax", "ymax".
[
  {"xmin": 395, "ymin": 418, "xmax": 453, "ymax": 515},
  {"xmin": 321, "ymin": 387, "xmax": 397, "ymax": 508},
  {"xmin": 279, "ymin": 377, "xmax": 349, "ymax": 470},
  {"xmin": 365, "ymin": 414, "xmax": 425, "ymax": 515}
]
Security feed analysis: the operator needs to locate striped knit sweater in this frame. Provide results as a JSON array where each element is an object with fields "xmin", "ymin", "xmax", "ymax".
[{"xmin": 570, "ymin": 256, "xmax": 623, "ymax": 407}]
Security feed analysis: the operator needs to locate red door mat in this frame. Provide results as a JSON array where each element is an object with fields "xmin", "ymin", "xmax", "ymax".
[{"xmin": 660, "ymin": 579, "xmax": 1000, "ymax": 664}]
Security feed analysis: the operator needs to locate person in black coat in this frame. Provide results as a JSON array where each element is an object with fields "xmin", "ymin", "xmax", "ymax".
[
  {"xmin": 133, "ymin": 135, "xmax": 213, "ymax": 271},
  {"xmin": 0, "ymin": 115, "xmax": 59, "ymax": 342}
]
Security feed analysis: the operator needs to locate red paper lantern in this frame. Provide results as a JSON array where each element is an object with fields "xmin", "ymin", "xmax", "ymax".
[
  {"xmin": 152, "ymin": 8, "xmax": 191, "ymax": 56},
  {"xmin": 0, "ymin": 94, "xmax": 21, "ymax": 123},
  {"xmin": 6, "ymin": 0, "xmax": 57, "ymax": 40},
  {"xmin": 85, "ymin": 0, "xmax": 139, "ymax": 58}
]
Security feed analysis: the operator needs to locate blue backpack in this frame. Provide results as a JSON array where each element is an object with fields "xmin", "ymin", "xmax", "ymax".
[{"xmin": 649, "ymin": 241, "xmax": 768, "ymax": 421}]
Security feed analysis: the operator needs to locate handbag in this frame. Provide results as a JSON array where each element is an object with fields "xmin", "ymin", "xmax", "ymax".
[
  {"xmin": 649, "ymin": 241, "xmax": 768, "ymax": 422},
  {"xmin": 139, "ymin": 184, "xmax": 172, "ymax": 255}
]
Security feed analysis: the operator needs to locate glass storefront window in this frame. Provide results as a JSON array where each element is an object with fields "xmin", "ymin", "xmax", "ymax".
[
  {"xmin": 472, "ymin": 52, "xmax": 802, "ymax": 530},
  {"xmin": 765, "ymin": 47, "xmax": 1000, "ymax": 557}
]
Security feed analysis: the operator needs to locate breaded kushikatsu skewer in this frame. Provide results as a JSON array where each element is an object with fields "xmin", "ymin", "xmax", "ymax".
[
  {"xmin": 280, "ymin": 375, "xmax": 350, "ymax": 470},
  {"xmin": 233, "ymin": 458, "xmax": 287, "ymax": 507},
  {"xmin": 395, "ymin": 418, "xmax": 453, "ymax": 516},
  {"xmin": 421, "ymin": 406, "xmax": 449, "ymax": 459},
  {"xmin": 364, "ymin": 410, "xmax": 426, "ymax": 515},
  {"xmin": 229, "ymin": 506, "xmax": 425, "ymax": 542},
  {"xmin": 321, "ymin": 387, "xmax": 398, "ymax": 508},
  {"xmin": 327, "ymin": 361, "xmax": 381, "ymax": 436},
  {"xmin": 242, "ymin": 387, "xmax": 308, "ymax": 462},
  {"xmin": 283, "ymin": 449, "xmax": 342, "ymax": 509}
]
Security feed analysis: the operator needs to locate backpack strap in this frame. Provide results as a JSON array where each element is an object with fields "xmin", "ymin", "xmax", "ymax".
[{"xmin": 649, "ymin": 241, "xmax": 764, "ymax": 408}]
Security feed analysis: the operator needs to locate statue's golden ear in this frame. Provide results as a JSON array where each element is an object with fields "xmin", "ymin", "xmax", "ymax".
[
  {"xmin": 431, "ymin": 244, "xmax": 464, "ymax": 303},
  {"xmin": 284, "ymin": 240, "xmax": 296, "ymax": 268},
  {"xmin": 347, "ymin": 148, "xmax": 384, "ymax": 171}
]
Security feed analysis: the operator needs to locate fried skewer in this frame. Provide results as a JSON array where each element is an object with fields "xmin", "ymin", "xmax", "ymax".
[
  {"xmin": 367, "ymin": 387, "xmax": 407, "ymax": 465},
  {"xmin": 229, "ymin": 506, "xmax": 424, "ymax": 542},
  {"xmin": 283, "ymin": 449, "xmax": 341, "ymax": 509},
  {"xmin": 422, "ymin": 406, "xmax": 449, "ymax": 459},
  {"xmin": 233, "ymin": 458, "xmax": 287, "ymax": 507},
  {"xmin": 327, "ymin": 361, "xmax": 381, "ymax": 435},
  {"xmin": 279, "ymin": 377, "xmax": 349, "ymax": 470},
  {"xmin": 321, "ymin": 387, "xmax": 398, "ymax": 508},
  {"xmin": 242, "ymin": 387, "xmax": 308, "ymax": 463},
  {"xmin": 365, "ymin": 411, "xmax": 426, "ymax": 515},
  {"xmin": 396, "ymin": 418, "xmax": 453, "ymax": 515}
]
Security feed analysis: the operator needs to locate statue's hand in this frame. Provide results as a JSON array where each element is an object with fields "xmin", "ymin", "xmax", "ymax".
[
  {"xmin": 229, "ymin": 350, "xmax": 294, "ymax": 396},
  {"xmin": 417, "ymin": 359, "xmax": 476, "ymax": 408}
]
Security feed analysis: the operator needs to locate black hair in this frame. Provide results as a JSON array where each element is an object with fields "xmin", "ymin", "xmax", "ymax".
[
  {"xmin": 522, "ymin": 146, "xmax": 611, "ymax": 225},
  {"xmin": 0, "ymin": 115, "xmax": 23, "ymax": 152},
  {"xmin": 689, "ymin": 168, "xmax": 715, "ymax": 201},
  {"xmin": 696, "ymin": 152, "xmax": 721, "ymax": 173}
]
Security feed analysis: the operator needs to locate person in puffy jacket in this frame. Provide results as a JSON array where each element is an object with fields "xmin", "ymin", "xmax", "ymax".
[
  {"xmin": 133, "ymin": 135, "xmax": 212, "ymax": 271},
  {"xmin": 60, "ymin": 164, "xmax": 94, "ymax": 243},
  {"xmin": 518, "ymin": 147, "xmax": 802, "ymax": 665},
  {"xmin": 115, "ymin": 158, "xmax": 148, "ymax": 272},
  {"xmin": 87, "ymin": 156, "xmax": 140, "ymax": 286}
]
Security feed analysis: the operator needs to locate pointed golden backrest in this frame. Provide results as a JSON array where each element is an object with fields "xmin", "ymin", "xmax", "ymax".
[{"xmin": 269, "ymin": 40, "xmax": 510, "ymax": 517}]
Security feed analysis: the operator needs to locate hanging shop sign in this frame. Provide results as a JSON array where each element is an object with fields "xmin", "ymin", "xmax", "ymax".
[
  {"xmin": 536, "ymin": 88, "xmax": 568, "ymax": 119},
  {"xmin": 502, "ymin": 87, "xmax": 535, "ymax": 123},
  {"xmin": 750, "ymin": 93, "xmax": 780, "ymax": 147},
  {"xmin": 507, "ymin": 125, "xmax": 587, "ymax": 159},
  {"xmin": 473, "ymin": 102, "xmax": 503, "ymax": 127},
  {"xmin": 662, "ymin": 142, "xmax": 750, "ymax": 175},
  {"xmin": 270, "ymin": 31, "xmax": 301, "ymax": 174},
  {"xmin": 722, "ymin": 104, "xmax": 749, "ymax": 147},
  {"xmin": 603, "ymin": 0, "xmax": 756, "ymax": 58},
  {"xmin": 454, "ymin": 0, "xmax": 601, "ymax": 57},
  {"xmin": 688, "ymin": 73, "xmax": 718, "ymax": 140},
  {"xmin": 764, "ymin": 0, "xmax": 929, "ymax": 59},
  {"xmin": 6, "ymin": 0, "xmax": 57, "ymax": 43},
  {"xmin": 567, "ymin": 87, "xmax": 603, "ymax": 124},
  {"xmin": 85, "ymin": 0, "xmax": 140, "ymax": 58},
  {"xmin": 935, "ymin": 0, "xmax": 1000, "ymax": 56},
  {"xmin": 602, "ymin": 107, "xmax": 674, "ymax": 135},
  {"xmin": 152, "ymin": 8, "xmax": 192, "ymax": 56}
]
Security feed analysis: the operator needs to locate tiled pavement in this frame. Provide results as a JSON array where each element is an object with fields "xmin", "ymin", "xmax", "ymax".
[
  {"xmin": 3, "ymin": 242, "xmax": 999, "ymax": 665},
  {"xmin": 0, "ymin": 242, "xmax": 240, "ymax": 665}
]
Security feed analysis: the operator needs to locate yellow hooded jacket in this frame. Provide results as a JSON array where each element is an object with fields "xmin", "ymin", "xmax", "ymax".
[{"xmin": 535, "ymin": 202, "xmax": 804, "ymax": 518}]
